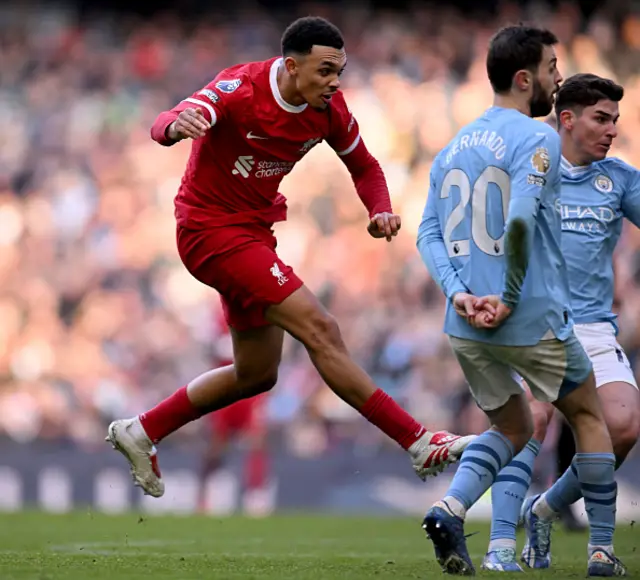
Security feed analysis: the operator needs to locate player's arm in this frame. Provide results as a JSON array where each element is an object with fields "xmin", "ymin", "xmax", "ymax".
[
  {"xmin": 150, "ymin": 86, "xmax": 223, "ymax": 146},
  {"xmin": 617, "ymin": 167, "xmax": 640, "ymax": 311},
  {"xmin": 327, "ymin": 95, "xmax": 399, "ymax": 241},
  {"xmin": 416, "ymin": 171, "xmax": 469, "ymax": 301},
  {"xmin": 621, "ymin": 166, "xmax": 640, "ymax": 228},
  {"xmin": 500, "ymin": 130, "xmax": 561, "ymax": 310}
]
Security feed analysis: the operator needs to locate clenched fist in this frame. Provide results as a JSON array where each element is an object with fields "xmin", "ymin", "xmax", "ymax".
[
  {"xmin": 367, "ymin": 212, "xmax": 402, "ymax": 242},
  {"xmin": 168, "ymin": 107, "xmax": 210, "ymax": 141}
]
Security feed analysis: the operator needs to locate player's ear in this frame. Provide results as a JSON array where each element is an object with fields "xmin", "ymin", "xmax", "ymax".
[
  {"xmin": 513, "ymin": 69, "xmax": 532, "ymax": 93},
  {"xmin": 283, "ymin": 56, "xmax": 299, "ymax": 77},
  {"xmin": 558, "ymin": 109, "xmax": 574, "ymax": 131}
]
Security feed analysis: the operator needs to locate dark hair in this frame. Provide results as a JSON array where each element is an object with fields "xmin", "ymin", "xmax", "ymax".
[
  {"xmin": 281, "ymin": 16, "xmax": 344, "ymax": 56},
  {"xmin": 487, "ymin": 25, "xmax": 558, "ymax": 93},
  {"xmin": 555, "ymin": 73, "xmax": 624, "ymax": 117}
]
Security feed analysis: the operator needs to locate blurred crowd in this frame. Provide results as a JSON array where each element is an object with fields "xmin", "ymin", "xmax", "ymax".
[{"xmin": 2, "ymin": 0, "xmax": 640, "ymax": 453}]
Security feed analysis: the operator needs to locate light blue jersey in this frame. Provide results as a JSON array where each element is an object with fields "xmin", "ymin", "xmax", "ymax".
[
  {"xmin": 417, "ymin": 106, "xmax": 572, "ymax": 346},
  {"xmin": 561, "ymin": 156, "xmax": 640, "ymax": 329}
]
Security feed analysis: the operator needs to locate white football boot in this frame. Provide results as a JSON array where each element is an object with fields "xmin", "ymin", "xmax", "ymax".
[
  {"xmin": 410, "ymin": 431, "xmax": 477, "ymax": 480},
  {"xmin": 106, "ymin": 417, "xmax": 165, "ymax": 498}
]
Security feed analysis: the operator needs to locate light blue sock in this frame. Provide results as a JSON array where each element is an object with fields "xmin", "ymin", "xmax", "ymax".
[
  {"xmin": 544, "ymin": 454, "xmax": 618, "ymax": 548},
  {"xmin": 544, "ymin": 453, "xmax": 622, "ymax": 529},
  {"xmin": 544, "ymin": 460, "xmax": 583, "ymax": 513},
  {"xmin": 489, "ymin": 438, "xmax": 541, "ymax": 545},
  {"xmin": 574, "ymin": 453, "xmax": 617, "ymax": 549},
  {"xmin": 443, "ymin": 430, "xmax": 515, "ymax": 514}
]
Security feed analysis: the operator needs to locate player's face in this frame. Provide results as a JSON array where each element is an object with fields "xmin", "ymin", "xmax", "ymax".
[
  {"xmin": 291, "ymin": 46, "xmax": 347, "ymax": 110},
  {"xmin": 571, "ymin": 99, "xmax": 620, "ymax": 162},
  {"xmin": 529, "ymin": 46, "xmax": 562, "ymax": 118}
]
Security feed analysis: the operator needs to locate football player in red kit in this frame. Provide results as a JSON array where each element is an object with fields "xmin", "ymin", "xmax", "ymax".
[
  {"xmin": 106, "ymin": 16, "xmax": 475, "ymax": 498},
  {"xmin": 198, "ymin": 309, "xmax": 271, "ymax": 515}
]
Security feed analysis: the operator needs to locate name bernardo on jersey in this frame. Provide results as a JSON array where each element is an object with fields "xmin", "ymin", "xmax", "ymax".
[
  {"xmin": 420, "ymin": 106, "xmax": 573, "ymax": 346},
  {"xmin": 445, "ymin": 130, "xmax": 508, "ymax": 164}
]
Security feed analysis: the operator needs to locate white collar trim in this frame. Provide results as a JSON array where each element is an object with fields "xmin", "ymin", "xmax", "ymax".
[
  {"xmin": 561, "ymin": 155, "xmax": 591, "ymax": 175},
  {"xmin": 270, "ymin": 58, "xmax": 307, "ymax": 114}
]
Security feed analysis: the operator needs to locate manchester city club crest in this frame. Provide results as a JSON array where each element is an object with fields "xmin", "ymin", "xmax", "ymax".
[{"xmin": 594, "ymin": 174, "xmax": 613, "ymax": 193}]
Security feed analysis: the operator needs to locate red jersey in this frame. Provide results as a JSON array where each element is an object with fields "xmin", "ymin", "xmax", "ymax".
[{"xmin": 151, "ymin": 57, "xmax": 391, "ymax": 229}]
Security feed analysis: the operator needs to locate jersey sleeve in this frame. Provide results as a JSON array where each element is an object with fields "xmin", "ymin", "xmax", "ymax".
[
  {"xmin": 416, "ymin": 167, "xmax": 469, "ymax": 300},
  {"xmin": 179, "ymin": 85, "xmax": 225, "ymax": 127},
  {"xmin": 172, "ymin": 72, "xmax": 252, "ymax": 125},
  {"xmin": 621, "ymin": 164, "xmax": 640, "ymax": 228},
  {"xmin": 326, "ymin": 92, "xmax": 361, "ymax": 156},
  {"xmin": 150, "ymin": 73, "xmax": 249, "ymax": 145},
  {"xmin": 510, "ymin": 126, "xmax": 561, "ymax": 201},
  {"xmin": 500, "ymin": 126, "xmax": 561, "ymax": 309}
]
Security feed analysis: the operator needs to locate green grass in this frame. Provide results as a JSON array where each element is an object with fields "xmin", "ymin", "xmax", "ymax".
[{"xmin": 0, "ymin": 512, "xmax": 636, "ymax": 579}]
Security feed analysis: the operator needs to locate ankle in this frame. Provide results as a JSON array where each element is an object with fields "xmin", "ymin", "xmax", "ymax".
[
  {"xmin": 532, "ymin": 494, "xmax": 557, "ymax": 521},
  {"xmin": 441, "ymin": 496, "xmax": 466, "ymax": 520},
  {"xmin": 131, "ymin": 416, "xmax": 152, "ymax": 444},
  {"xmin": 488, "ymin": 539, "xmax": 516, "ymax": 552}
]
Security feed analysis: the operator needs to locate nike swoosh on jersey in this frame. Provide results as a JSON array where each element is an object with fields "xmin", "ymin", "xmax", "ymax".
[{"xmin": 247, "ymin": 131, "xmax": 268, "ymax": 140}]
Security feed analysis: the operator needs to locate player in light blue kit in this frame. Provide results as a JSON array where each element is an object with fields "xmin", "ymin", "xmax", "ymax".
[
  {"xmin": 484, "ymin": 74, "xmax": 638, "ymax": 575},
  {"xmin": 417, "ymin": 26, "xmax": 622, "ymax": 577}
]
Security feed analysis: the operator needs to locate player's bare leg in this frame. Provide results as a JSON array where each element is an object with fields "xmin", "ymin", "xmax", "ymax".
[
  {"xmin": 265, "ymin": 285, "xmax": 475, "ymax": 479},
  {"xmin": 106, "ymin": 326, "xmax": 284, "ymax": 497},
  {"xmin": 520, "ymin": 375, "xmax": 623, "ymax": 575},
  {"xmin": 599, "ymin": 381, "xmax": 640, "ymax": 462},
  {"xmin": 552, "ymin": 376, "xmax": 612, "ymax": 455},
  {"xmin": 530, "ymin": 398, "xmax": 555, "ymax": 444},
  {"xmin": 187, "ymin": 326, "xmax": 284, "ymax": 409},
  {"xmin": 525, "ymin": 379, "xmax": 639, "ymax": 509},
  {"xmin": 490, "ymin": 383, "xmax": 637, "ymax": 571}
]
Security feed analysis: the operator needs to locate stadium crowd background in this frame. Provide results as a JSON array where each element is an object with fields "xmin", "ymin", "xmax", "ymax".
[{"xmin": 1, "ymin": 0, "xmax": 640, "ymax": 464}]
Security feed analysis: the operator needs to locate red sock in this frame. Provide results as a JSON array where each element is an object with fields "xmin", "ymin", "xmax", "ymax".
[
  {"xmin": 245, "ymin": 448, "xmax": 268, "ymax": 490},
  {"xmin": 361, "ymin": 388, "xmax": 427, "ymax": 450},
  {"xmin": 139, "ymin": 386, "xmax": 203, "ymax": 444}
]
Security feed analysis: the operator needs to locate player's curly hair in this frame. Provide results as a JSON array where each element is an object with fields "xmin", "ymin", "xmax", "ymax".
[
  {"xmin": 281, "ymin": 16, "xmax": 344, "ymax": 56},
  {"xmin": 487, "ymin": 25, "xmax": 558, "ymax": 93},
  {"xmin": 555, "ymin": 74, "xmax": 624, "ymax": 117}
]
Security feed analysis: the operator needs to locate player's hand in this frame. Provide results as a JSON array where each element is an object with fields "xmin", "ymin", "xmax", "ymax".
[
  {"xmin": 169, "ymin": 107, "xmax": 210, "ymax": 141},
  {"xmin": 452, "ymin": 293, "xmax": 496, "ymax": 323},
  {"xmin": 367, "ymin": 212, "xmax": 402, "ymax": 242},
  {"xmin": 470, "ymin": 295, "xmax": 512, "ymax": 329}
]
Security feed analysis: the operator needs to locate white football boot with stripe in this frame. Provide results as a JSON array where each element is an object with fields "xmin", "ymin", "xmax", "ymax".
[
  {"xmin": 106, "ymin": 417, "xmax": 165, "ymax": 498},
  {"xmin": 410, "ymin": 431, "xmax": 476, "ymax": 479}
]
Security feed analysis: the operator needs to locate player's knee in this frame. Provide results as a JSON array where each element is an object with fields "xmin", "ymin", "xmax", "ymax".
[
  {"xmin": 498, "ymin": 429, "xmax": 533, "ymax": 455},
  {"xmin": 495, "ymin": 417, "xmax": 534, "ymax": 454},
  {"xmin": 489, "ymin": 393, "xmax": 534, "ymax": 453},
  {"xmin": 300, "ymin": 311, "xmax": 345, "ymax": 354},
  {"xmin": 531, "ymin": 401, "xmax": 553, "ymax": 443},
  {"xmin": 513, "ymin": 427, "xmax": 534, "ymax": 454},
  {"xmin": 555, "ymin": 378, "xmax": 605, "ymax": 431},
  {"xmin": 235, "ymin": 366, "xmax": 279, "ymax": 396},
  {"xmin": 252, "ymin": 371, "xmax": 278, "ymax": 395},
  {"xmin": 608, "ymin": 408, "xmax": 640, "ymax": 462}
]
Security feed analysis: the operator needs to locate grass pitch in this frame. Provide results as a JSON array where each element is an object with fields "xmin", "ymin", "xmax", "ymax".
[{"xmin": 0, "ymin": 511, "xmax": 637, "ymax": 579}]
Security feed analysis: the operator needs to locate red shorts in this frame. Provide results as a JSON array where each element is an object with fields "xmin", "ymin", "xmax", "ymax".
[
  {"xmin": 208, "ymin": 394, "xmax": 266, "ymax": 441},
  {"xmin": 177, "ymin": 224, "xmax": 303, "ymax": 331}
]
